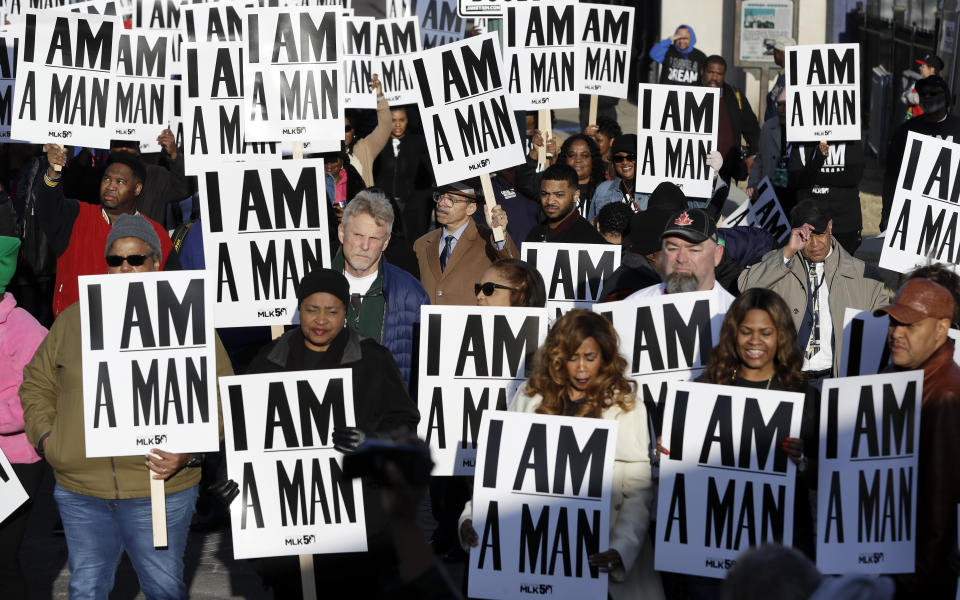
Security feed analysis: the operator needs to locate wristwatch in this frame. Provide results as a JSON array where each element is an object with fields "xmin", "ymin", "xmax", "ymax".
[{"xmin": 186, "ymin": 455, "xmax": 202, "ymax": 468}]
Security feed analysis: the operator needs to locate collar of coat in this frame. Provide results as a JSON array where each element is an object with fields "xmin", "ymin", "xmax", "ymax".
[{"xmin": 264, "ymin": 326, "xmax": 365, "ymax": 369}]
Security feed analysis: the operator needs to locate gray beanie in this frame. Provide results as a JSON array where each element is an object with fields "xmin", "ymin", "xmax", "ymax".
[{"xmin": 105, "ymin": 213, "xmax": 162, "ymax": 259}]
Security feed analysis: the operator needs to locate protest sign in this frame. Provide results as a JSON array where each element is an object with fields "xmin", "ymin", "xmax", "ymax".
[
  {"xmin": 342, "ymin": 16, "xmax": 380, "ymax": 108},
  {"xmin": 575, "ymin": 3, "xmax": 634, "ymax": 99},
  {"xmin": 180, "ymin": 0, "xmax": 242, "ymax": 44},
  {"xmin": 655, "ymin": 381, "xmax": 803, "ymax": 577},
  {"xmin": 13, "ymin": 9, "xmax": 120, "ymax": 148},
  {"xmin": 504, "ymin": 0, "xmax": 579, "ymax": 110},
  {"xmin": 415, "ymin": 0, "xmax": 464, "ymax": 48},
  {"xmin": 469, "ymin": 411, "xmax": 616, "ymax": 599},
  {"xmin": 384, "ymin": 0, "xmax": 411, "ymax": 17},
  {"xmin": 721, "ymin": 177, "xmax": 791, "ymax": 245},
  {"xmin": 816, "ymin": 371, "xmax": 922, "ymax": 573},
  {"xmin": 785, "ymin": 43, "xmax": 860, "ymax": 142},
  {"xmin": 69, "ymin": 0, "xmax": 121, "ymax": 16},
  {"xmin": 114, "ymin": 29, "xmax": 175, "ymax": 153},
  {"xmin": 2, "ymin": 0, "xmax": 71, "ymax": 24},
  {"xmin": 881, "ymin": 131, "xmax": 960, "ymax": 274},
  {"xmin": 418, "ymin": 305, "xmax": 548, "ymax": 475},
  {"xmin": 0, "ymin": 28, "xmax": 17, "ymax": 141},
  {"xmin": 635, "ymin": 83, "xmax": 720, "ymax": 198},
  {"xmin": 134, "ymin": 0, "xmax": 181, "ymax": 67},
  {"xmin": 412, "ymin": 33, "xmax": 524, "ymax": 186},
  {"xmin": 839, "ymin": 307, "xmax": 960, "ymax": 376},
  {"xmin": 594, "ymin": 290, "xmax": 726, "ymax": 437},
  {"xmin": 374, "ymin": 17, "xmax": 420, "ymax": 105},
  {"xmin": 0, "ymin": 448, "xmax": 28, "ymax": 524},
  {"xmin": 457, "ymin": 0, "xmax": 500, "ymax": 19},
  {"xmin": 198, "ymin": 158, "xmax": 330, "ymax": 328},
  {"xmin": 243, "ymin": 6, "xmax": 342, "ymax": 143},
  {"xmin": 522, "ymin": 242, "xmax": 620, "ymax": 319},
  {"xmin": 220, "ymin": 368, "xmax": 367, "ymax": 559},
  {"xmin": 78, "ymin": 271, "xmax": 219, "ymax": 457}
]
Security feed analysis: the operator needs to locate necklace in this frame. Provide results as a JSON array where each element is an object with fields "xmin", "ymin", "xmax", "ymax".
[{"xmin": 733, "ymin": 368, "xmax": 774, "ymax": 389}]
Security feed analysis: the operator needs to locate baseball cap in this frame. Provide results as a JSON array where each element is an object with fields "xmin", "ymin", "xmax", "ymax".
[
  {"xmin": 660, "ymin": 208, "xmax": 718, "ymax": 244},
  {"xmin": 915, "ymin": 54, "xmax": 944, "ymax": 71},
  {"xmin": 790, "ymin": 199, "xmax": 831, "ymax": 233},
  {"xmin": 874, "ymin": 278, "xmax": 955, "ymax": 324},
  {"xmin": 764, "ymin": 36, "xmax": 796, "ymax": 54}
]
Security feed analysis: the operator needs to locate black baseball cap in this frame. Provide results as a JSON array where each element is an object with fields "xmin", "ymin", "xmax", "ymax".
[
  {"xmin": 916, "ymin": 54, "xmax": 944, "ymax": 71},
  {"xmin": 660, "ymin": 208, "xmax": 718, "ymax": 244},
  {"xmin": 790, "ymin": 199, "xmax": 831, "ymax": 233}
]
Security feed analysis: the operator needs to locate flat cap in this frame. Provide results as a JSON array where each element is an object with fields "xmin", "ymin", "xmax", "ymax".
[{"xmin": 874, "ymin": 278, "xmax": 955, "ymax": 324}]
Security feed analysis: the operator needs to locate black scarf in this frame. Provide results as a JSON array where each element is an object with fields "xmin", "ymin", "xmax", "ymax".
[{"xmin": 285, "ymin": 327, "xmax": 350, "ymax": 371}]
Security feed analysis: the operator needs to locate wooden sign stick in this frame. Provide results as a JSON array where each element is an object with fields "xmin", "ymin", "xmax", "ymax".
[
  {"xmin": 537, "ymin": 108, "xmax": 552, "ymax": 170},
  {"xmin": 588, "ymin": 94, "xmax": 598, "ymax": 127},
  {"xmin": 150, "ymin": 475, "xmax": 167, "ymax": 547},
  {"xmin": 479, "ymin": 173, "xmax": 504, "ymax": 243}
]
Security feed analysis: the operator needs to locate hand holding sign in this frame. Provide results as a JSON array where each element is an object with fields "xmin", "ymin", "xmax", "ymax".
[
  {"xmin": 368, "ymin": 74, "xmax": 382, "ymax": 97},
  {"xmin": 145, "ymin": 449, "xmax": 191, "ymax": 480},
  {"xmin": 157, "ymin": 129, "xmax": 178, "ymax": 159},
  {"xmin": 43, "ymin": 144, "xmax": 66, "ymax": 175}
]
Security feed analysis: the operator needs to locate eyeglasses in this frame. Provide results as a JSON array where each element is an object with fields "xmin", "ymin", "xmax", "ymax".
[
  {"xmin": 432, "ymin": 192, "xmax": 475, "ymax": 205},
  {"xmin": 344, "ymin": 125, "xmax": 353, "ymax": 132},
  {"xmin": 475, "ymin": 282, "xmax": 517, "ymax": 296},
  {"xmin": 106, "ymin": 254, "xmax": 151, "ymax": 267},
  {"xmin": 613, "ymin": 154, "xmax": 637, "ymax": 163}
]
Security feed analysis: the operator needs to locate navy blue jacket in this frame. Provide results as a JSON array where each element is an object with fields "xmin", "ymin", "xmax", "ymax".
[{"xmin": 381, "ymin": 260, "xmax": 430, "ymax": 391}]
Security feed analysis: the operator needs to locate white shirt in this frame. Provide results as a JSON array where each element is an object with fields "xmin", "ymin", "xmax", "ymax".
[
  {"xmin": 438, "ymin": 221, "xmax": 469, "ymax": 258},
  {"xmin": 344, "ymin": 269, "xmax": 377, "ymax": 296},
  {"xmin": 627, "ymin": 281, "xmax": 735, "ymax": 313}
]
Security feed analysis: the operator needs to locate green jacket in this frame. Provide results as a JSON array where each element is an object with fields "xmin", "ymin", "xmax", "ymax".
[{"xmin": 20, "ymin": 302, "xmax": 234, "ymax": 499}]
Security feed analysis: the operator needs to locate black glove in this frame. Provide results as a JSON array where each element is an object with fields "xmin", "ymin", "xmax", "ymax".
[
  {"xmin": 332, "ymin": 427, "xmax": 366, "ymax": 454},
  {"xmin": 208, "ymin": 478, "xmax": 239, "ymax": 506}
]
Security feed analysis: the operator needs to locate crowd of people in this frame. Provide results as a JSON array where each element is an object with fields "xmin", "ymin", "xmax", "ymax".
[{"xmin": 0, "ymin": 27, "xmax": 958, "ymax": 600}]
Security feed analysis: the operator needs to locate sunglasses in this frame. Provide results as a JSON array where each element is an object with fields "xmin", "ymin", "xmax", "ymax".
[
  {"xmin": 106, "ymin": 254, "xmax": 151, "ymax": 267},
  {"xmin": 613, "ymin": 154, "xmax": 637, "ymax": 163},
  {"xmin": 475, "ymin": 282, "xmax": 517, "ymax": 296}
]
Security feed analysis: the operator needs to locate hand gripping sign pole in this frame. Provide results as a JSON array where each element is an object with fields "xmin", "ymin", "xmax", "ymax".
[
  {"xmin": 537, "ymin": 109, "xmax": 552, "ymax": 170},
  {"xmin": 479, "ymin": 174, "xmax": 504, "ymax": 243}
]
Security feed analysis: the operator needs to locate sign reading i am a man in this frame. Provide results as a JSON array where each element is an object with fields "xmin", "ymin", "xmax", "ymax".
[
  {"xmin": 341, "ymin": 16, "xmax": 380, "ymax": 108},
  {"xmin": 373, "ymin": 17, "xmax": 421, "ymax": 105},
  {"xmin": 0, "ymin": 448, "xmax": 28, "ymax": 524},
  {"xmin": 0, "ymin": 28, "xmax": 18, "ymax": 141},
  {"xmin": 575, "ymin": 2, "xmax": 634, "ymax": 99},
  {"xmin": 522, "ymin": 242, "xmax": 621, "ymax": 319},
  {"xmin": 114, "ymin": 28, "xmax": 175, "ymax": 153},
  {"xmin": 785, "ymin": 43, "xmax": 861, "ymax": 142},
  {"xmin": 504, "ymin": 0, "xmax": 579, "ymax": 110},
  {"xmin": 721, "ymin": 177, "xmax": 792, "ymax": 245}
]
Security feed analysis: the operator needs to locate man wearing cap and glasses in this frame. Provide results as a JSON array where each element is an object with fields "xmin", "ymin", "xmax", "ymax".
[
  {"xmin": 875, "ymin": 278, "xmax": 960, "ymax": 598},
  {"xmin": 413, "ymin": 181, "xmax": 518, "ymax": 305},
  {"xmin": 739, "ymin": 199, "xmax": 889, "ymax": 382},
  {"xmin": 902, "ymin": 54, "xmax": 944, "ymax": 119}
]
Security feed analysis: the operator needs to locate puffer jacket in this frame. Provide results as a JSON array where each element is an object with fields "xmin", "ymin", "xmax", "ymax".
[
  {"xmin": 738, "ymin": 239, "xmax": 890, "ymax": 375},
  {"xmin": 382, "ymin": 261, "xmax": 430, "ymax": 389},
  {"xmin": 0, "ymin": 293, "xmax": 48, "ymax": 464},
  {"xmin": 20, "ymin": 302, "xmax": 234, "ymax": 499}
]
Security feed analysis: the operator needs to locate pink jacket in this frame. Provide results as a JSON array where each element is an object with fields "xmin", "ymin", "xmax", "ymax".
[{"xmin": 0, "ymin": 293, "xmax": 47, "ymax": 463}]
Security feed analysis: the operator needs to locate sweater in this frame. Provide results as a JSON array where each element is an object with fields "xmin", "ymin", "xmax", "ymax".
[{"xmin": 0, "ymin": 293, "xmax": 47, "ymax": 464}]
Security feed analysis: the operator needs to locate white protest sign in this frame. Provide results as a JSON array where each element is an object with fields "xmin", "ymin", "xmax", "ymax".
[
  {"xmin": 656, "ymin": 381, "xmax": 803, "ymax": 577},
  {"xmin": 418, "ymin": 305, "xmax": 548, "ymax": 475},
  {"xmin": 134, "ymin": 0, "xmax": 182, "ymax": 69},
  {"xmin": 881, "ymin": 132, "xmax": 960, "ymax": 274},
  {"xmin": 78, "ymin": 271, "xmax": 219, "ymax": 457},
  {"xmin": 416, "ymin": 0, "xmax": 465, "ymax": 49},
  {"xmin": 220, "ymin": 369, "xmax": 367, "ymax": 559},
  {"xmin": 457, "ymin": 0, "xmax": 500, "ymax": 19},
  {"xmin": 180, "ymin": 1, "xmax": 242, "ymax": 45},
  {"xmin": 785, "ymin": 43, "xmax": 861, "ymax": 142},
  {"xmin": 522, "ymin": 242, "xmax": 620, "ymax": 319},
  {"xmin": 384, "ymin": 0, "xmax": 411, "ymax": 17},
  {"xmin": 817, "ymin": 371, "xmax": 922, "ymax": 573},
  {"xmin": 721, "ymin": 177, "xmax": 792, "ymax": 245},
  {"xmin": 636, "ymin": 83, "xmax": 720, "ymax": 198},
  {"xmin": 198, "ymin": 158, "xmax": 330, "ymax": 328},
  {"xmin": 69, "ymin": 0, "xmax": 120, "ymax": 15},
  {"xmin": 504, "ymin": 0, "xmax": 578, "ymax": 110},
  {"xmin": 576, "ymin": 3, "xmax": 634, "ymax": 99},
  {"xmin": 2, "ymin": 0, "xmax": 73, "ymax": 24},
  {"xmin": 0, "ymin": 448, "xmax": 28, "ymax": 524},
  {"xmin": 839, "ymin": 307, "xmax": 960, "ymax": 376},
  {"xmin": 0, "ymin": 28, "xmax": 18, "ymax": 141},
  {"xmin": 114, "ymin": 29, "xmax": 175, "ymax": 153},
  {"xmin": 342, "ymin": 16, "xmax": 380, "ymax": 108},
  {"xmin": 413, "ymin": 33, "xmax": 524, "ymax": 185},
  {"xmin": 243, "ymin": 6, "xmax": 343, "ymax": 143},
  {"xmin": 13, "ymin": 10, "xmax": 120, "ymax": 148},
  {"xmin": 374, "ymin": 17, "xmax": 420, "ymax": 105},
  {"xmin": 469, "ymin": 411, "xmax": 616, "ymax": 599}
]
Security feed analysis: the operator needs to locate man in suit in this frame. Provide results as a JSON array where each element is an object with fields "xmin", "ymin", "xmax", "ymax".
[{"xmin": 413, "ymin": 181, "xmax": 518, "ymax": 305}]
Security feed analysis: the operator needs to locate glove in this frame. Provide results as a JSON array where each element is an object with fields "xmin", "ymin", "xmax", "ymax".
[
  {"xmin": 332, "ymin": 427, "xmax": 366, "ymax": 454},
  {"xmin": 208, "ymin": 478, "xmax": 239, "ymax": 507}
]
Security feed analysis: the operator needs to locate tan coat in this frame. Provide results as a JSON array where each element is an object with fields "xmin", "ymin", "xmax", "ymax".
[
  {"xmin": 348, "ymin": 98, "xmax": 392, "ymax": 187},
  {"xmin": 413, "ymin": 219, "xmax": 518, "ymax": 305},
  {"xmin": 738, "ymin": 238, "xmax": 891, "ymax": 375}
]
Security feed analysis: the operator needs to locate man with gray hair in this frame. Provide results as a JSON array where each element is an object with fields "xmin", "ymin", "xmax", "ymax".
[{"xmin": 333, "ymin": 190, "xmax": 429, "ymax": 389}]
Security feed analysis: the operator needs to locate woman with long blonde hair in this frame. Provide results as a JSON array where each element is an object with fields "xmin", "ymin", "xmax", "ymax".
[{"xmin": 459, "ymin": 310, "xmax": 664, "ymax": 599}]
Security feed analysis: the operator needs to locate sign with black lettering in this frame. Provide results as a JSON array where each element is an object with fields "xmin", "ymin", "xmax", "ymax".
[
  {"xmin": 415, "ymin": 0, "xmax": 464, "ymax": 49},
  {"xmin": 635, "ymin": 83, "xmax": 719, "ymax": 198},
  {"xmin": 575, "ymin": 3, "xmax": 633, "ymax": 99},
  {"xmin": 881, "ymin": 132, "xmax": 960, "ymax": 273},
  {"xmin": 655, "ymin": 381, "xmax": 803, "ymax": 576},
  {"xmin": 384, "ymin": 0, "xmax": 411, "ymax": 17},
  {"xmin": 197, "ymin": 158, "xmax": 330, "ymax": 328},
  {"xmin": 839, "ymin": 307, "xmax": 960, "ymax": 376},
  {"xmin": 721, "ymin": 177, "xmax": 791, "ymax": 245},
  {"xmin": 413, "ymin": 33, "xmax": 524, "ymax": 185},
  {"xmin": 522, "ymin": 242, "xmax": 621, "ymax": 318},
  {"xmin": 0, "ymin": 448, "xmax": 28, "ymax": 524},
  {"xmin": 0, "ymin": 28, "xmax": 18, "ymax": 141},
  {"xmin": 816, "ymin": 371, "xmax": 922, "ymax": 573},
  {"xmin": 78, "ymin": 272, "xmax": 219, "ymax": 457},
  {"xmin": 457, "ymin": 0, "xmax": 501, "ymax": 19},
  {"xmin": 243, "ymin": 6, "xmax": 342, "ymax": 142},
  {"xmin": 134, "ymin": 0, "xmax": 181, "ymax": 68},
  {"xmin": 181, "ymin": 37, "xmax": 280, "ymax": 175},
  {"xmin": 374, "ymin": 17, "xmax": 420, "ymax": 105},
  {"xmin": 341, "ymin": 16, "xmax": 379, "ymax": 108},
  {"xmin": 504, "ymin": 0, "xmax": 578, "ymax": 110},
  {"xmin": 69, "ymin": 0, "xmax": 122, "ymax": 17},
  {"xmin": 785, "ymin": 43, "xmax": 860, "ymax": 142},
  {"xmin": 469, "ymin": 411, "xmax": 616, "ymax": 599},
  {"xmin": 220, "ymin": 369, "xmax": 367, "ymax": 559},
  {"xmin": 114, "ymin": 29, "xmax": 174, "ymax": 153},
  {"xmin": 12, "ymin": 9, "xmax": 120, "ymax": 148},
  {"xmin": 2, "ymin": 0, "xmax": 72, "ymax": 24},
  {"xmin": 418, "ymin": 305, "xmax": 548, "ymax": 475}
]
